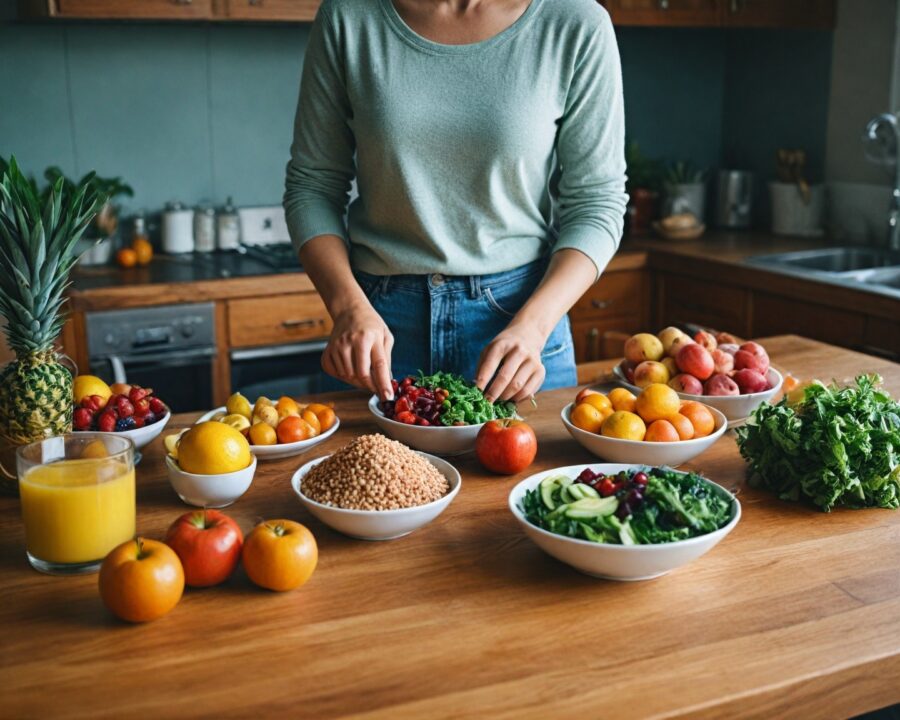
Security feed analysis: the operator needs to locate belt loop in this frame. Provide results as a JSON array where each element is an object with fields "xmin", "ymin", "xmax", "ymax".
[
  {"xmin": 469, "ymin": 273, "xmax": 482, "ymax": 300},
  {"xmin": 380, "ymin": 276, "xmax": 391, "ymax": 296}
]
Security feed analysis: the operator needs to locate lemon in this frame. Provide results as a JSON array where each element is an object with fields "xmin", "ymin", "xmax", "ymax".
[
  {"xmin": 226, "ymin": 392, "xmax": 252, "ymax": 419},
  {"xmin": 601, "ymin": 411, "xmax": 647, "ymax": 441},
  {"xmin": 177, "ymin": 422, "xmax": 252, "ymax": 475},
  {"xmin": 73, "ymin": 375, "xmax": 112, "ymax": 403},
  {"xmin": 81, "ymin": 439, "xmax": 109, "ymax": 459},
  {"xmin": 635, "ymin": 383, "xmax": 681, "ymax": 423},
  {"xmin": 164, "ymin": 429, "xmax": 187, "ymax": 459},
  {"xmin": 221, "ymin": 413, "xmax": 251, "ymax": 432},
  {"xmin": 210, "ymin": 411, "xmax": 226, "ymax": 423}
]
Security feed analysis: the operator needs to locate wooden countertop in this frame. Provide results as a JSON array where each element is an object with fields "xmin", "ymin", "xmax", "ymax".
[{"xmin": 2, "ymin": 335, "xmax": 900, "ymax": 719}]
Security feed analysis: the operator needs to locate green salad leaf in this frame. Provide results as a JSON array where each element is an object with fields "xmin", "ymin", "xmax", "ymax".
[
  {"xmin": 416, "ymin": 370, "xmax": 516, "ymax": 426},
  {"xmin": 736, "ymin": 374, "xmax": 900, "ymax": 511}
]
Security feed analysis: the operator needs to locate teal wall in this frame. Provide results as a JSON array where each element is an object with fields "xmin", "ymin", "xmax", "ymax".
[{"xmin": 0, "ymin": 14, "xmax": 831, "ymax": 218}]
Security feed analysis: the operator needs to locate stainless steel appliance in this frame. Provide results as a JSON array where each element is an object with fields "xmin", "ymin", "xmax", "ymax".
[
  {"xmin": 85, "ymin": 303, "xmax": 216, "ymax": 413},
  {"xmin": 230, "ymin": 340, "xmax": 328, "ymax": 399},
  {"xmin": 864, "ymin": 111, "xmax": 900, "ymax": 251},
  {"xmin": 716, "ymin": 170, "xmax": 754, "ymax": 229}
]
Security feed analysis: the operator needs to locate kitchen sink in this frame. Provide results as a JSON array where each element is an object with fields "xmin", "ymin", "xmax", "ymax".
[
  {"xmin": 862, "ymin": 267, "xmax": 900, "ymax": 289},
  {"xmin": 749, "ymin": 246, "xmax": 900, "ymax": 273}
]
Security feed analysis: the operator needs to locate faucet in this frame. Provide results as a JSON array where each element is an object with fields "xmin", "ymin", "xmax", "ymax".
[{"xmin": 864, "ymin": 112, "xmax": 900, "ymax": 251}]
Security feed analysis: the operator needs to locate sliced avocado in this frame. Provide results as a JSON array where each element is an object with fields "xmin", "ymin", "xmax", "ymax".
[
  {"xmin": 564, "ymin": 497, "xmax": 618, "ymax": 520},
  {"xmin": 567, "ymin": 484, "xmax": 588, "ymax": 501},
  {"xmin": 576, "ymin": 483, "xmax": 600, "ymax": 499}
]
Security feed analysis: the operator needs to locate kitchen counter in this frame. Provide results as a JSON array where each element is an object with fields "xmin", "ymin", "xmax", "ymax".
[{"xmin": 3, "ymin": 335, "xmax": 900, "ymax": 719}]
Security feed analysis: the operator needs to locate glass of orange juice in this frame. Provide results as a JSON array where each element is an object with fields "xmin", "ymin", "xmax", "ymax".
[{"xmin": 17, "ymin": 434, "xmax": 136, "ymax": 575}]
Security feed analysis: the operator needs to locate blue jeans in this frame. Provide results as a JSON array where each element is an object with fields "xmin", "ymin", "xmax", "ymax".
[{"xmin": 332, "ymin": 258, "xmax": 577, "ymax": 392}]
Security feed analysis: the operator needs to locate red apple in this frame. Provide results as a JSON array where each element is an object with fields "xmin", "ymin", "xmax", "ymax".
[
  {"xmin": 734, "ymin": 368, "xmax": 770, "ymax": 394},
  {"xmin": 475, "ymin": 419, "xmax": 537, "ymax": 475},
  {"xmin": 715, "ymin": 331, "xmax": 741, "ymax": 346},
  {"xmin": 676, "ymin": 343, "xmax": 715, "ymax": 381},
  {"xmin": 704, "ymin": 373, "xmax": 740, "ymax": 396},
  {"xmin": 734, "ymin": 349, "xmax": 769, "ymax": 374},
  {"xmin": 693, "ymin": 331, "xmax": 718, "ymax": 352},
  {"xmin": 669, "ymin": 373, "xmax": 704, "ymax": 395},
  {"xmin": 711, "ymin": 348, "xmax": 735, "ymax": 375},
  {"xmin": 738, "ymin": 341, "xmax": 770, "ymax": 373},
  {"xmin": 164, "ymin": 510, "xmax": 243, "ymax": 587}
]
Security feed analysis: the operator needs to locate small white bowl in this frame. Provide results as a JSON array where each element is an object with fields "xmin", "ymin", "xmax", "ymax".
[
  {"xmin": 613, "ymin": 365, "xmax": 783, "ymax": 429},
  {"xmin": 509, "ymin": 463, "xmax": 741, "ymax": 581},
  {"xmin": 368, "ymin": 396, "xmax": 482, "ymax": 456},
  {"xmin": 196, "ymin": 407, "xmax": 340, "ymax": 461},
  {"xmin": 77, "ymin": 410, "xmax": 171, "ymax": 450},
  {"xmin": 166, "ymin": 454, "xmax": 257, "ymax": 508},
  {"xmin": 561, "ymin": 402, "xmax": 727, "ymax": 466},
  {"xmin": 291, "ymin": 452, "xmax": 461, "ymax": 540}
]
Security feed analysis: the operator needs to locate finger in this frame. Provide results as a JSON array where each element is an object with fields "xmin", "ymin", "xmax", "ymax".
[
  {"xmin": 512, "ymin": 366, "xmax": 545, "ymax": 403},
  {"xmin": 371, "ymin": 341, "xmax": 393, "ymax": 401},
  {"xmin": 499, "ymin": 361, "xmax": 536, "ymax": 402},
  {"xmin": 485, "ymin": 350, "xmax": 526, "ymax": 402},
  {"xmin": 321, "ymin": 347, "xmax": 339, "ymax": 379},
  {"xmin": 475, "ymin": 340, "xmax": 507, "ymax": 392},
  {"xmin": 337, "ymin": 342, "xmax": 357, "ymax": 387},
  {"xmin": 352, "ymin": 334, "xmax": 377, "ymax": 393}
]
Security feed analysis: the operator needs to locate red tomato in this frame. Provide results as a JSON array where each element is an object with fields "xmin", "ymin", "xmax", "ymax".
[
  {"xmin": 164, "ymin": 510, "xmax": 243, "ymax": 587},
  {"xmin": 99, "ymin": 538, "xmax": 184, "ymax": 623},
  {"xmin": 242, "ymin": 520, "xmax": 318, "ymax": 592},
  {"xmin": 475, "ymin": 419, "xmax": 538, "ymax": 475},
  {"xmin": 575, "ymin": 388, "xmax": 601, "ymax": 405}
]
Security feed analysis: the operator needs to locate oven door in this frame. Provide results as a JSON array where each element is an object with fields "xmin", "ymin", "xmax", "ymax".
[
  {"xmin": 230, "ymin": 341, "xmax": 327, "ymax": 399},
  {"xmin": 89, "ymin": 347, "xmax": 216, "ymax": 414}
]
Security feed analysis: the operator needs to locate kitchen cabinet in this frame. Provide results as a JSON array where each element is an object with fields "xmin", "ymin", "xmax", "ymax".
[
  {"xmin": 751, "ymin": 292, "xmax": 866, "ymax": 350},
  {"xmin": 569, "ymin": 269, "xmax": 649, "ymax": 362},
  {"xmin": 22, "ymin": 0, "xmax": 214, "ymax": 19},
  {"xmin": 601, "ymin": 0, "xmax": 722, "ymax": 27},
  {"xmin": 598, "ymin": 0, "xmax": 835, "ymax": 27},
  {"xmin": 221, "ymin": 0, "xmax": 318, "ymax": 21},
  {"xmin": 227, "ymin": 293, "xmax": 331, "ymax": 348},
  {"xmin": 654, "ymin": 272, "xmax": 751, "ymax": 337},
  {"xmin": 722, "ymin": 0, "xmax": 836, "ymax": 29}
]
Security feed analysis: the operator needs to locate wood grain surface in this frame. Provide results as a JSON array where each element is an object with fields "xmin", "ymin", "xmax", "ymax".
[{"xmin": 1, "ymin": 336, "xmax": 899, "ymax": 719}]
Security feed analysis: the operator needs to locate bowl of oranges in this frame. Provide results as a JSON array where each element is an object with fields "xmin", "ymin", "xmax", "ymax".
[
  {"xmin": 561, "ymin": 384, "xmax": 727, "ymax": 466},
  {"xmin": 196, "ymin": 393, "xmax": 340, "ymax": 461}
]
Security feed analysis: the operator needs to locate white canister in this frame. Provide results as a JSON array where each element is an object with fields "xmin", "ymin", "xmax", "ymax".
[
  {"xmin": 162, "ymin": 202, "xmax": 194, "ymax": 254},
  {"xmin": 769, "ymin": 182, "xmax": 825, "ymax": 237},
  {"xmin": 216, "ymin": 197, "xmax": 241, "ymax": 251},
  {"xmin": 193, "ymin": 206, "xmax": 216, "ymax": 253}
]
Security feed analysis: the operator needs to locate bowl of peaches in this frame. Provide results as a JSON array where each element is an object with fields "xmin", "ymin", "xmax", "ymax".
[
  {"xmin": 612, "ymin": 328, "xmax": 783, "ymax": 428},
  {"xmin": 196, "ymin": 393, "xmax": 339, "ymax": 461},
  {"xmin": 561, "ymin": 383, "xmax": 727, "ymax": 467}
]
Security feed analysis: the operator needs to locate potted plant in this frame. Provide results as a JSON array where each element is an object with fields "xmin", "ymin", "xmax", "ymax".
[
  {"xmin": 662, "ymin": 160, "xmax": 708, "ymax": 221},
  {"xmin": 625, "ymin": 141, "xmax": 663, "ymax": 236}
]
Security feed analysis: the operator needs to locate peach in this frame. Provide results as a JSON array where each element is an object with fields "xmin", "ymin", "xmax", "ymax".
[
  {"xmin": 693, "ymin": 331, "xmax": 717, "ymax": 352},
  {"xmin": 667, "ymin": 335, "xmax": 695, "ymax": 358},
  {"xmin": 704, "ymin": 373, "xmax": 740, "ymax": 396},
  {"xmin": 734, "ymin": 349, "xmax": 768, "ymax": 374},
  {"xmin": 657, "ymin": 326, "xmax": 687, "ymax": 355},
  {"xmin": 661, "ymin": 357, "xmax": 679, "ymax": 377},
  {"xmin": 715, "ymin": 331, "xmax": 741, "ymax": 346},
  {"xmin": 711, "ymin": 348, "xmax": 734, "ymax": 375},
  {"xmin": 675, "ymin": 343, "xmax": 714, "ymax": 381},
  {"xmin": 718, "ymin": 343, "xmax": 740, "ymax": 356},
  {"xmin": 634, "ymin": 360, "xmax": 670, "ymax": 388},
  {"xmin": 738, "ymin": 341, "xmax": 770, "ymax": 373},
  {"xmin": 734, "ymin": 368, "xmax": 770, "ymax": 394},
  {"xmin": 624, "ymin": 333, "xmax": 664, "ymax": 363},
  {"xmin": 669, "ymin": 373, "xmax": 704, "ymax": 395}
]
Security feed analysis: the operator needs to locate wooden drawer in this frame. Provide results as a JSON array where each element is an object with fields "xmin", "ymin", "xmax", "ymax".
[
  {"xmin": 227, "ymin": 293, "xmax": 332, "ymax": 348},
  {"xmin": 751, "ymin": 292, "xmax": 866, "ymax": 350},
  {"xmin": 571, "ymin": 270, "xmax": 647, "ymax": 323},
  {"xmin": 221, "ymin": 0, "xmax": 319, "ymax": 21},
  {"xmin": 571, "ymin": 316, "xmax": 644, "ymax": 363},
  {"xmin": 656, "ymin": 272, "xmax": 750, "ymax": 336},
  {"xmin": 55, "ymin": 0, "xmax": 213, "ymax": 18}
]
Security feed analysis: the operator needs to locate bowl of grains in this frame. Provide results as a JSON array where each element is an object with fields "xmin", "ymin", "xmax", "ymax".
[{"xmin": 291, "ymin": 434, "xmax": 461, "ymax": 541}]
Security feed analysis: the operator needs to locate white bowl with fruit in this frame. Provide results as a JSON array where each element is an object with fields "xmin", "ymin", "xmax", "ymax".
[
  {"xmin": 197, "ymin": 393, "xmax": 340, "ymax": 461},
  {"xmin": 561, "ymin": 384, "xmax": 727, "ymax": 466},
  {"xmin": 72, "ymin": 376, "xmax": 171, "ymax": 450},
  {"xmin": 614, "ymin": 329, "xmax": 783, "ymax": 428}
]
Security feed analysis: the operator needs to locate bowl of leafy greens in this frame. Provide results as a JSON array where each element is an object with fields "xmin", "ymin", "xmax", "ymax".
[
  {"xmin": 369, "ymin": 371, "xmax": 517, "ymax": 456},
  {"xmin": 737, "ymin": 374, "xmax": 900, "ymax": 511},
  {"xmin": 509, "ymin": 464, "xmax": 740, "ymax": 581}
]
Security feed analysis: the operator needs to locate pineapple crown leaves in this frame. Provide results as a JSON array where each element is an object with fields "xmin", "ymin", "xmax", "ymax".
[{"xmin": 0, "ymin": 156, "xmax": 107, "ymax": 356}]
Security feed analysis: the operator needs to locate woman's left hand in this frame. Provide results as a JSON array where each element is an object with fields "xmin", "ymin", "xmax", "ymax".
[{"xmin": 475, "ymin": 320, "xmax": 547, "ymax": 403}]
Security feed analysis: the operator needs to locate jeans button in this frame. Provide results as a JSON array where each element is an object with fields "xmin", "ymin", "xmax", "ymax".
[{"xmin": 431, "ymin": 273, "xmax": 445, "ymax": 286}]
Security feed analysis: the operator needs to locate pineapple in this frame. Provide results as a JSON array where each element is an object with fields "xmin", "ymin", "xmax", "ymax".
[{"xmin": 0, "ymin": 157, "xmax": 105, "ymax": 483}]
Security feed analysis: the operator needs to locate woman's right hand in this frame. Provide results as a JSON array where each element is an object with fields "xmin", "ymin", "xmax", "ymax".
[{"xmin": 322, "ymin": 302, "xmax": 395, "ymax": 400}]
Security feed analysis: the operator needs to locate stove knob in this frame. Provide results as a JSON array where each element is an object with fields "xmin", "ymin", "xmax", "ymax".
[
  {"xmin": 180, "ymin": 323, "xmax": 195, "ymax": 338},
  {"xmin": 104, "ymin": 332, "xmax": 119, "ymax": 347}
]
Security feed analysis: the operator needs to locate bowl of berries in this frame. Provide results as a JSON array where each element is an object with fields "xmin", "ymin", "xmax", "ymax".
[
  {"xmin": 369, "ymin": 372, "xmax": 517, "ymax": 456},
  {"xmin": 72, "ymin": 376, "xmax": 170, "ymax": 450}
]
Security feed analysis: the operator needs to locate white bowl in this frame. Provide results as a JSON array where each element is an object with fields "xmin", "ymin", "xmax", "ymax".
[
  {"xmin": 77, "ymin": 410, "xmax": 171, "ymax": 450},
  {"xmin": 367, "ymin": 396, "xmax": 482, "ymax": 456},
  {"xmin": 196, "ymin": 407, "xmax": 340, "ymax": 461},
  {"xmin": 561, "ymin": 402, "xmax": 727, "ymax": 466},
  {"xmin": 166, "ymin": 454, "xmax": 257, "ymax": 508},
  {"xmin": 508, "ymin": 463, "xmax": 741, "ymax": 581},
  {"xmin": 612, "ymin": 365, "xmax": 783, "ymax": 428},
  {"xmin": 291, "ymin": 452, "xmax": 461, "ymax": 540}
]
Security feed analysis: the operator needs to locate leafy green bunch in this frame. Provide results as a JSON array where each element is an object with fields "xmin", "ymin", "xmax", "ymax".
[{"xmin": 416, "ymin": 370, "xmax": 515, "ymax": 426}]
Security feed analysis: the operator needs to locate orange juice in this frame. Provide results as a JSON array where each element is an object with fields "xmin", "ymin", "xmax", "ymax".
[{"xmin": 20, "ymin": 458, "xmax": 136, "ymax": 564}]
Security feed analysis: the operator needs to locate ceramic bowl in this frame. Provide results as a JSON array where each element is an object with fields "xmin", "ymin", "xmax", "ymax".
[
  {"xmin": 612, "ymin": 365, "xmax": 783, "ymax": 428},
  {"xmin": 196, "ymin": 407, "xmax": 340, "ymax": 461},
  {"xmin": 561, "ymin": 402, "xmax": 727, "ymax": 466},
  {"xmin": 508, "ymin": 463, "xmax": 741, "ymax": 581},
  {"xmin": 291, "ymin": 452, "xmax": 461, "ymax": 540},
  {"xmin": 79, "ymin": 410, "xmax": 171, "ymax": 450},
  {"xmin": 166, "ymin": 454, "xmax": 257, "ymax": 508},
  {"xmin": 367, "ymin": 396, "xmax": 482, "ymax": 456}
]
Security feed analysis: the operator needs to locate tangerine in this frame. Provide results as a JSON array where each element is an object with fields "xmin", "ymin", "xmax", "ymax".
[
  {"xmin": 570, "ymin": 403, "xmax": 604, "ymax": 434},
  {"xmin": 277, "ymin": 415, "xmax": 312, "ymax": 444},
  {"xmin": 667, "ymin": 412, "xmax": 695, "ymax": 441},
  {"xmin": 115, "ymin": 247, "xmax": 138, "ymax": 268},
  {"xmin": 680, "ymin": 401, "xmax": 716, "ymax": 438},
  {"xmin": 645, "ymin": 419, "xmax": 679, "ymax": 442},
  {"xmin": 607, "ymin": 387, "xmax": 637, "ymax": 413},
  {"xmin": 581, "ymin": 393, "xmax": 612, "ymax": 413},
  {"xmin": 634, "ymin": 383, "xmax": 681, "ymax": 423},
  {"xmin": 600, "ymin": 411, "xmax": 646, "ymax": 441}
]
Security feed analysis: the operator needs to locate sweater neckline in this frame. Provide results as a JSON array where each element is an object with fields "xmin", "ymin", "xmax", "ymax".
[{"xmin": 379, "ymin": 0, "xmax": 543, "ymax": 55}]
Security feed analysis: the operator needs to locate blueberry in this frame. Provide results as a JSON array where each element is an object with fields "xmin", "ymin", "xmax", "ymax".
[{"xmin": 115, "ymin": 417, "xmax": 136, "ymax": 432}]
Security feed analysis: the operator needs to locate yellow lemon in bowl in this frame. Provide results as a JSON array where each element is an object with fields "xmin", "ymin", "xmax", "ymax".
[
  {"xmin": 73, "ymin": 374, "xmax": 112, "ymax": 404},
  {"xmin": 177, "ymin": 421, "xmax": 252, "ymax": 475},
  {"xmin": 600, "ymin": 411, "xmax": 647, "ymax": 441}
]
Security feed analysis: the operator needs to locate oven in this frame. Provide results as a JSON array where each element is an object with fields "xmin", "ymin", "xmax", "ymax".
[{"xmin": 229, "ymin": 340, "xmax": 328, "ymax": 399}]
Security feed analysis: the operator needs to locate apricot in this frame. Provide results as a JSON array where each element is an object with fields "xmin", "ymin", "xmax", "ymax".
[
  {"xmin": 624, "ymin": 333, "xmax": 664, "ymax": 363},
  {"xmin": 634, "ymin": 360, "xmax": 670, "ymax": 388},
  {"xmin": 645, "ymin": 419, "xmax": 680, "ymax": 443},
  {"xmin": 669, "ymin": 373, "xmax": 704, "ymax": 395},
  {"xmin": 711, "ymin": 348, "xmax": 734, "ymax": 375},
  {"xmin": 680, "ymin": 401, "xmax": 716, "ymax": 438},
  {"xmin": 734, "ymin": 368, "xmax": 770, "ymax": 394},
  {"xmin": 657, "ymin": 326, "xmax": 687, "ymax": 355},
  {"xmin": 667, "ymin": 335, "xmax": 695, "ymax": 358},
  {"xmin": 693, "ymin": 331, "xmax": 717, "ymax": 352},
  {"xmin": 675, "ymin": 343, "xmax": 714, "ymax": 381},
  {"xmin": 667, "ymin": 412, "xmax": 695, "ymax": 440},
  {"xmin": 704, "ymin": 373, "xmax": 740, "ymax": 396}
]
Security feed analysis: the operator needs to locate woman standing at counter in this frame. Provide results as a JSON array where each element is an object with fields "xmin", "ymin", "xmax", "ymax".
[{"xmin": 284, "ymin": 0, "xmax": 627, "ymax": 402}]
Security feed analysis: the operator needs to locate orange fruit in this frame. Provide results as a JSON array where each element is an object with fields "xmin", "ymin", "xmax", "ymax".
[
  {"xmin": 608, "ymin": 387, "xmax": 637, "ymax": 413},
  {"xmin": 314, "ymin": 406, "xmax": 336, "ymax": 431},
  {"xmin": 570, "ymin": 403, "xmax": 604, "ymax": 434},
  {"xmin": 635, "ymin": 383, "xmax": 681, "ymax": 423},
  {"xmin": 249, "ymin": 421, "xmax": 277, "ymax": 446},
  {"xmin": 177, "ymin": 422, "xmax": 251, "ymax": 474},
  {"xmin": 242, "ymin": 520, "xmax": 317, "ymax": 592},
  {"xmin": 600, "ymin": 411, "xmax": 646, "ymax": 441},
  {"xmin": 301, "ymin": 409, "xmax": 321, "ymax": 436},
  {"xmin": 277, "ymin": 415, "xmax": 311, "ymax": 444},
  {"xmin": 132, "ymin": 238, "xmax": 153, "ymax": 266},
  {"xmin": 667, "ymin": 412, "xmax": 695, "ymax": 441},
  {"xmin": 680, "ymin": 401, "xmax": 716, "ymax": 438},
  {"xmin": 275, "ymin": 396, "xmax": 300, "ymax": 420},
  {"xmin": 645, "ymin": 419, "xmax": 680, "ymax": 442},
  {"xmin": 115, "ymin": 247, "xmax": 137, "ymax": 268},
  {"xmin": 99, "ymin": 538, "xmax": 184, "ymax": 622},
  {"xmin": 581, "ymin": 394, "xmax": 612, "ymax": 413}
]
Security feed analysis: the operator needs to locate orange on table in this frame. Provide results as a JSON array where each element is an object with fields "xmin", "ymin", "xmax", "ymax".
[
  {"xmin": 275, "ymin": 396, "xmax": 300, "ymax": 420},
  {"xmin": 132, "ymin": 238, "xmax": 153, "ymax": 266},
  {"xmin": 680, "ymin": 401, "xmax": 716, "ymax": 438},
  {"xmin": 277, "ymin": 416, "xmax": 312, "ymax": 444},
  {"xmin": 301, "ymin": 409, "xmax": 321, "ymax": 437},
  {"xmin": 581, "ymin": 393, "xmax": 612, "ymax": 413},
  {"xmin": 667, "ymin": 412, "xmax": 695, "ymax": 441},
  {"xmin": 115, "ymin": 248, "xmax": 137, "ymax": 269},
  {"xmin": 634, "ymin": 383, "xmax": 680, "ymax": 423},
  {"xmin": 608, "ymin": 387, "xmax": 637, "ymax": 413},
  {"xmin": 570, "ymin": 403, "xmax": 604, "ymax": 434},
  {"xmin": 645, "ymin": 419, "xmax": 679, "ymax": 443},
  {"xmin": 600, "ymin": 410, "xmax": 646, "ymax": 441},
  {"xmin": 249, "ymin": 422, "xmax": 277, "ymax": 446}
]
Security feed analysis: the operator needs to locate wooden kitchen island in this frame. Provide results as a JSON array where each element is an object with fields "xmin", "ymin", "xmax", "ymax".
[{"xmin": 2, "ymin": 336, "xmax": 900, "ymax": 719}]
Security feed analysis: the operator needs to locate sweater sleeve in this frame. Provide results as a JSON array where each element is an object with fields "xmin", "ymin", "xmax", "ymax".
[
  {"xmin": 552, "ymin": 8, "xmax": 628, "ymax": 278},
  {"xmin": 283, "ymin": 6, "xmax": 355, "ymax": 252}
]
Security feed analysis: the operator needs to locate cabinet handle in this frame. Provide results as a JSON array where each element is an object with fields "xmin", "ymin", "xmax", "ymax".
[
  {"xmin": 172, "ymin": 0, "xmax": 192, "ymax": 5},
  {"xmin": 281, "ymin": 319, "xmax": 320, "ymax": 329},
  {"xmin": 249, "ymin": 0, "xmax": 263, "ymax": 5},
  {"xmin": 658, "ymin": 0, "xmax": 669, "ymax": 8},
  {"xmin": 591, "ymin": 298, "xmax": 614, "ymax": 310},
  {"xmin": 588, "ymin": 327, "xmax": 599, "ymax": 362}
]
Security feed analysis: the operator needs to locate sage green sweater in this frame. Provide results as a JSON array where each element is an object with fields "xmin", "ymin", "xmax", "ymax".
[{"xmin": 284, "ymin": 0, "xmax": 627, "ymax": 277}]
